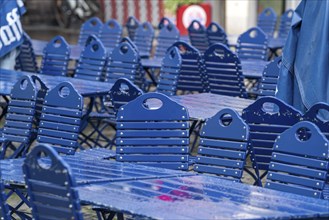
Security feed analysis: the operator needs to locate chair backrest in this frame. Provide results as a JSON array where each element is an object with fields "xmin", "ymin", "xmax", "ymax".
[
  {"xmin": 266, "ymin": 121, "xmax": 329, "ymax": 199},
  {"xmin": 99, "ymin": 19, "xmax": 122, "ymax": 49},
  {"xmin": 105, "ymin": 78, "xmax": 143, "ymax": 119},
  {"xmin": 105, "ymin": 41, "xmax": 143, "ymax": 86},
  {"xmin": 15, "ymin": 33, "xmax": 38, "ymax": 73},
  {"xmin": 194, "ymin": 108, "xmax": 250, "ymax": 182},
  {"xmin": 0, "ymin": 167, "xmax": 10, "ymax": 220},
  {"xmin": 242, "ymin": 97, "xmax": 302, "ymax": 170},
  {"xmin": 39, "ymin": 35, "xmax": 71, "ymax": 76},
  {"xmin": 23, "ymin": 144, "xmax": 83, "ymax": 219},
  {"xmin": 78, "ymin": 17, "xmax": 103, "ymax": 45},
  {"xmin": 125, "ymin": 16, "xmax": 140, "ymax": 41},
  {"xmin": 303, "ymin": 102, "xmax": 329, "ymax": 140},
  {"xmin": 133, "ymin": 22, "xmax": 155, "ymax": 57},
  {"xmin": 258, "ymin": 56, "xmax": 282, "ymax": 97},
  {"xmin": 75, "ymin": 35, "xmax": 107, "ymax": 81},
  {"xmin": 236, "ymin": 27, "xmax": 268, "ymax": 61},
  {"xmin": 156, "ymin": 47, "xmax": 182, "ymax": 96},
  {"xmin": 188, "ymin": 20, "xmax": 209, "ymax": 53},
  {"xmin": 207, "ymin": 22, "xmax": 228, "ymax": 46},
  {"xmin": 37, "ymin": 82, "xmax": 83, "ymax": 155},
  {"xmin": 154, "ymin": 17, "xmax": 180, "ymax": 58},
  {"xmin": 116, "ymin": 92, "xmax": 190, "ymax": 170},
  {"xmin": 172, "ymin": 41, "xmax": 208, "ymax": 93},
  {"xmin": 257, "ymin": 7, "xmax": 277, "ymax": 38},
  {"xmin": 278, "ymin": 9, "xmax": 294, "ymax": 40},
  {"xmin": 203, "ymin": 43, "xmax": 247, "ymax": 98}
]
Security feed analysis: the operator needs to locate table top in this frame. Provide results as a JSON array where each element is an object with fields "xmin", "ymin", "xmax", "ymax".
[
  {"xmin": 171, "ymin": 93, "xmax": 254, "ymax": 120},
  {"xmin": 0, "ymin": 156, "xmax": 193, "ymax": 186},
  {"xmin": 141, "ymin": 57, "xmax": 162, "ymax": 69},
  {"xmin": 32, "ymin": 39, "xmax": 82, "ymax": 60},
  {"xmin": 0, "ymin": 69, "xmax": 112, "ymax": 97},
  {"xmin": 227, "ymin": 35, "xmax": 286, "ymax": 50},
  {"xmin": 78, "ymin": 175, "xmax": 329, "ymax": 219}
]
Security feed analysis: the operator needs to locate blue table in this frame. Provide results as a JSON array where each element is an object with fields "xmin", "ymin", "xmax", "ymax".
[
  {"xmin": 78, "ymin": 175, "xmax": 329, "ymax": 219},
  {"xmin": 228, "ymin": 35, "xmax": 286, "ymax": 51}
]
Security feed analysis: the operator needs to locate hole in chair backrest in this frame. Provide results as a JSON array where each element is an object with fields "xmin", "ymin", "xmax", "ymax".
[
  {"xmin": 37, "ymin": 151, "xmax": 52, "ymax": 170},
  {"xmin": 316, "ymin": 109, "xmax": 329, "ymax": 122},
  {"xmin": 193, "ymin": 22, "xmax": 200, "ymax": 30},
  {"xmin": 20, "ymin": 79, "xmax": 28, "ymax": 90},
  {"xmin": 33, "ymin": 78, "xmax": 42, "ymax": 91},
  {"xmin": 220, "ymin": 113, "xmax": 233, "ymax": 127},
  {"xmin": 109, "ymin": 22, "xmax": 115, "ymax": 28},
  {"xmin": 277, "ymin": 59, "xmax": 282, "ymax": 68},
  {"xmin": 59, "ymin": 86, "xmax": 70, "ymax": 98},
  {"xmin": 262, "ymin": 102, "xmax": 280, "ymax": 114},
  {"xmin": 91, "ymin": 43, "xmax": 99, "ymax": 52},
  {"xmin": 170, "ymin": 49, "xmax": 176, "ymax": 59},
  {"xmin": 178, "ymin": 45, "xmax": 187, "ymax": 54},
  {"xmin": 211, "ymin": 24, "xmax": 218, "ymax": 32},
  {"xmin": 143, "ymin": 23, "xmax": 148, "ymax": 30},
  {"xmin": 91, "ymin": 20, "xmax": 97, "ymax": 26},
  {"xmin": 265, "ymin": 9, "xmax": 271, "ymax": 16},
  {"xmin": 54, "ymin": 39, "xmax": 62, "ymax": 48},
  {"xmin": 249, "ymin": 30, "xmax": 258, "ymax": 38},
  {"xmin": 296, "ymin": 127, "xmax": 312, "ymax": 142},
  {"xmin": 120, "ymin": 45, "xmax": 129, "ymax": 54},
  {"xmin": 143, "ymin": 98, "xmax": 163, "ymax": 110},
  {"xmin": 213, "ymin": 48, "xmax": 225, "ymax": 58},
  {"xmin": 119, "ymin": 83, "xmax": 129, "ymax": 93},
  {"xmin": 287, "ymin": 11, "xmax": 293, "ymax": 18}
]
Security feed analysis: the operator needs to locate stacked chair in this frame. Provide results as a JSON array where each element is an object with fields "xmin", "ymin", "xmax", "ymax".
[
  {"xmin": 277, "ymin": 9, "xmax": 294, "ymax": 40},
  {"xmin": 77, "ymin": 17, "xmax": 103, "ymax": 46},
  {"xmin": 133, "ymin": 22, "xmax": 155, "ymax": 58},
  {"xmin": 303, "ymin": 103, "xmax": 329, "ymax": 140},
  {"xmin": 116, "ymin": 92, "xmax": 190, "ymax": 170},
  {"xmin": 236, "ymin": 27, "xmax": 269, "ymax": 61},
  {"xmin": 15, "ymin": 33, "xmax": 38, "ymax": 73},
  {"xmin": 188, "ymin": 20, "xmax": 209, "ymax": 53},
  {"xmin": 99, "ymin": 19, "xmax": 122, "ymax": 49},
  {"xmin": 203, "ymin": 43, "xmax": 247, "ymax": 98},
  {"xmin": 257, "ymin": 7, "xmax": 277, "ymax": 38},
  {"xmin": 172, "ymin": 41, "xmax": 208, "ymax": 94},
  {"xmin": 125, "ymin": 16, "xmax": 140, "ymax": 41},
  {"xmin": 39, "ymin": 35, "xmax": 71, "ymax": 76},
  {"xmin": 74, "ymin": 35, "xmax": 107, "ymax": 81},
  {"xmin": 265, "ymin": 121, "xmax": 329, "ymax": 199}
]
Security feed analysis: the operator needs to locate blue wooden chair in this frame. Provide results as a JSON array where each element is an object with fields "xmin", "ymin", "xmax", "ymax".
[
  {"xmin": 99, "ymin": 19, "xmax": 122, "ymax": 49},
  {"xmin": 194, "ymin": 108, "xmax": 259, "ymax": 184},
  {"xmin": 157, "ymin": 47, "xmax": 182, "ymax": 96},
  {"xmin": 116, "ymin": 92, "xmax": 190, "ymax": 170},
  {"xmin": 78, "ymin": 17, "xmax": 103, "ymax": 46},
  {"xmin": 0, "ymin": 75, "xmax": 47, "ymax": 159},
  {"xmin": 207, "ymin": 22, "xmax": 228, "ymax": 46},
  {"xmin": 236, "ymin": 27, "xmax": 269, "ymax": 61},
  {"xmin": 75, "ymin": 35, "xmax": 107, "ymax": 81},
  {"xmin": 188, "ymin": 20, "xmax": 209, "ymax": 53},
  {"xmin": 266, "ymin": 121, "xmax": 329, "ymax": 199},
  {"xmin": 172, "ymin": 41, "xmax": 208, "ymax": 94},
  {"xmin": 15, "ymin": 33, "xmax": 38, "ymax": 73},
  {"xmin": 203, "ymin": 43, "xmax": 247, "ymax": 98},
  {"xmin": 39, "ymin": 35, "xmax": 71, "ymax": 76},
  {"xmin": 303, "ymin": 102, "xmax": 329, "ymax": 140},
  {"xmin": 133, "ymin": 22, "xmax": 155, "ymax": 58},
  {"xmin": 242, "ymin": 97, "xmax": 302, "ymax": 180},
  {"xmin": 154, "ymin": 17, "xmax": 180, "ymax": 59},
  {"xmin": 125, "ymin": 16, "xmax": 140, "ymax": 41},
  {"xmin": 23, "ymin": 144, "xmax": 84, "ymax": 219},
  {"xmin": 0, "ymin": 168, "xmax": 10, "ymax": 220},
  {"xmin": 257, "ymin": 7, "xmax": 277, "ymax": 38},
  {"xmin": 278, "ymin": 9, "xmax": 294, "ymax": 40},
  {"xmin": 258, "ymin": 56, "xmax": 282, "ymax": 96}
]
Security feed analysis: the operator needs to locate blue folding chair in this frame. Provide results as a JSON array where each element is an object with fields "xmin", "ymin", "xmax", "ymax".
[
  {"xmin": 15, "ymin": 33, "xmax": 38, "ymax": 73},
  {"xmin": 0, "ymin": 168, "xmax": 10, "ymax": 220},
  {"xmin": 133, "ymin": 22, "xmax": 155, "ymax": 58},
  {"xmin": 266, "ymin": 121, "xmax": 329, "ymax": 199},
  {"xmin": 125, "ymin": 16, "xmax": 140, "ymax": 41},
  {"xmin": 154, "ymin": 17, "xmax": 180, "ymax": 59},
  {"xmin": 23, "ymin": 144, "xmax": 84, "ymax": 219},
  {"xmin": 173, "ymin": 41, "xmax": 208, "ymax": 94},
  {"xmin": 78, "ymin": 17, "xmax": 103, "ymax": 46},
  {"xmin": 207, "ymin": 22, "xmax": 228, "ymax": 46},
  {"xmin": 39, "ymin": 35, "xmax": 71, "ymax": 76},
  {"xmin": 242, "ymin": 97, "xmax": 302, "ymax": 180},
  {"xmin": 203, "ymin": 43, "xmax": 247, "ymax": 98},
  {"xmin": 157, "ymin": 47, "xmax": 182, "ymax": 96},
  {"xmin": 99, "ymin": 19, "xmax": 122, "ymax": 49},
  {"xmin": 188, "ymin": 20, "xmax": 209, "ymax": 53},
  {"xmin": 0, "ymin": 75, "xmax": 47, "ymax": 159},
  {"xmin": 257, "ymin": 7, "xmax": 277, "ymax": 38},
  {"xmin": 303, "ymin": 102, "xmax": 329, "ymax": 140},
  {"xmin": 236, "ymin": 27, "xmax": 269, "ymax": 61},
  {"xmin": 194, "ymin": 108, "xmax": 260, "ymax": 184},
  {"xmin": 258, "ymin": 56, "xmax": 282, "ymax": 96},
  {"xmin": 75, "ymin": 35, "xmax": 107, "ymax": 81},
  {"xmin": 116, "ymin": 92, "xmax": 190, "ymax": 170},
  {"xmin": 278, "ymin": 9, "xmax": 294, "ymax": 40}
]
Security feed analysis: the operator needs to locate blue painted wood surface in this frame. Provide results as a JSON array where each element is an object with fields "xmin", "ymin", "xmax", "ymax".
[{"xmin": 78, "ymin": 17, "xmax": 103, "ymax": 46}]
